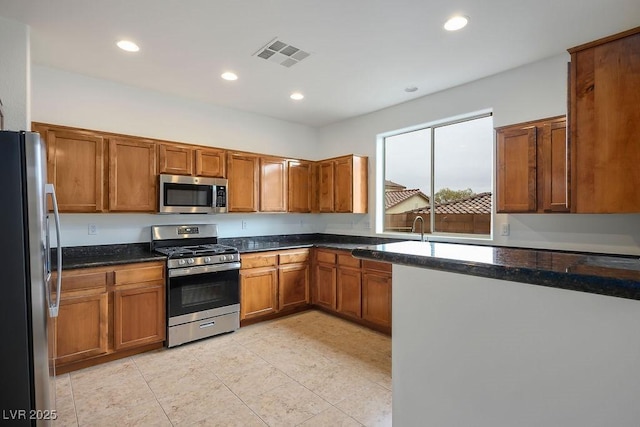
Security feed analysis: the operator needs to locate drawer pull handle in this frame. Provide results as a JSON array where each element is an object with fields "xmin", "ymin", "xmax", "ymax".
[{"xmin": 199, "ymin": 321, "xmax": 216, "ymax": 329}]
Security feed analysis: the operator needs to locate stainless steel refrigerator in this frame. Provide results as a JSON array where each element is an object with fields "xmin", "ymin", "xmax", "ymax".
[{"xmin": 0, "ymin": 131, "xmax": 61, "ymax": 426}]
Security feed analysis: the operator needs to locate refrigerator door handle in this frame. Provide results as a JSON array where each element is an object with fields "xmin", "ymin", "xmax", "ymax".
[{"xmin": 45, "ymin": 184, "xmax": 62, "ymax": 318}]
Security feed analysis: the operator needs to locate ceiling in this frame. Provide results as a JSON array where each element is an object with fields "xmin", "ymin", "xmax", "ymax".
[{"xmin": 1, "ymin": 1, "xmax": 639, "ymax": 127}]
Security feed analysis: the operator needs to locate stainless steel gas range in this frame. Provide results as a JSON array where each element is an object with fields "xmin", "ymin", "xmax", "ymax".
[{"xmin": 151, "ymin": 224, "xmax": 240, "ymax": 347}]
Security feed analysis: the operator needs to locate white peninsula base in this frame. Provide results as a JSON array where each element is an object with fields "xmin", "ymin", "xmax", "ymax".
[{"xmin": 393, "ymin": 265, "xmax": 640, "ymax": 427}]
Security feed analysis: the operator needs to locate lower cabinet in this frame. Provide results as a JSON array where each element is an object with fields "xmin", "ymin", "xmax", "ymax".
[
  {"xmin": 362, "ymin": 263, "xmax": 392, "ymax": 328},
  {"xmin": 53, "ymin": 261, "xmax": 166, "ymax": 372},
  {"xmin": 240, "ymin": 249, "xmax": 310, "ymax": 321},
  {"xmin": 313, "ymin": 248, "xmax": 392, "ymax": 333},
  {"xmin": 55, "ymin": 292, "xmax": 109, "ymax": 365}
]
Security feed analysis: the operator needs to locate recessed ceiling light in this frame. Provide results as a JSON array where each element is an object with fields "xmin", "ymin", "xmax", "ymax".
[
  {"xmin": 290, "ymin": 92, "xmax": 304, "ymax": 101},
  {"xmin": 116, "ymin": 40, "xmax": 140, "ymax": 52},
  {"xmin": 405, "ymin": 86, "xmax": 418, "ymax": 93},
  {"xmin": 221, "ymin": 72, "xmax": 238, "ymax": 81},
  {"xmin": 444, "ymin": 15, "xmax": 469, "ymax": 31}
]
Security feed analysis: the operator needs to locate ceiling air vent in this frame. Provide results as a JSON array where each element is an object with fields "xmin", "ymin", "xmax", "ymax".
[{"xmin": 253, "ymin": 37, "xmax": 310, "ymax": 68}]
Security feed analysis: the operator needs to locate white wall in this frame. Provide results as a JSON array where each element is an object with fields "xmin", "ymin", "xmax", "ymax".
[
  {"xmin": 393, "ymin": 264, "xmax": 640, "ymax": 427},
  {"xmin": 31, "ymin": 66, "xmax": 328, "ymax": 246},
  {"xmin": 317, "ymin": 54, "xmax": 640, "ymax": 255},
  {"xmin": 0, "ymin": 16, "xmax": 29, "ymax": 130}
]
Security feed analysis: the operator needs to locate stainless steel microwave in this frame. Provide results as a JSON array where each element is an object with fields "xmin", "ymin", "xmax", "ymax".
[{"xmin": 159, "ymin": 174, "xmax": 228, "ymax": 214}]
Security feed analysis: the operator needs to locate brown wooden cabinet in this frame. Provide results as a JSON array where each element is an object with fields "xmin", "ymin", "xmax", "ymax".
[
  {"xmin": 314, "ymin": 249, "xmax": 337, "ymax": 309},
  {"xmin": 33, "ymin": 124, "xmax": 106, "ymax": 213},
  {"xmin": 278, "ymin": 249, "xmax": 310, "ymax": 312},
  {"xmin": 53, "ymin": 261, "xmax": 165, "ymax": 373},
  {"xmin": 362, "ymin": 260, "xmax": 392, "ymax": 328},
  {"xmin": 318, "ymin": 161, "xmax": 335, "ymax": 212},
  {"xmin": 240, "ymin": 253, "xmax": 278, "ymax": 320},
  {"xmin": 312, "ymin": 249, "xmax": 391, "ymax": 333},
  {"xmin": 317, "ymin": 155, "xmax": 368, "ymax": 213},
  {"xmin": 159, "ymin": 143, "xmax": 193, "ymax": 176},
  {"xmin": 55, "ymin": 292, "xmax": 109, "ymax": 365},
  {"xmin": 240, "ymin": 249, "xmax": 310, "ymax": 321},
  {"xmin": 288, "ymin": 160, "xmax": 313, "ymax": 213},
  {"xmin": 260, "ymin": 156, "xmax": 288, "ymax": 212},
  {"xmin": 496, "ymin": 116, "xmax": 568, "ymax": 213},
  {"xmin": 228, "ymin": 152, "xmax": 259, "ymax": 212},
  {"xmin": 195, "ymin": 148, "xmax": 226, "ymax": 177},
  {"xmin": 109, "ymin": 137, "xmax": 157, "ymax": 212},
  {"xmin": 336, "ymin": 253, "xmax": 362, "ymax": 318},
  {"xmin": 113, "ymin": 263, "xmax": 166, "ymax": 350},
  {"xmin": 569, "ymin": 27, "xmax": 640, "ymax": 213}
]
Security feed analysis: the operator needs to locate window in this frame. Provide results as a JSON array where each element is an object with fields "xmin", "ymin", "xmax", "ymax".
[{"xmin": 382, "ymin": 113, "xmax": 493, "ymax": 237}]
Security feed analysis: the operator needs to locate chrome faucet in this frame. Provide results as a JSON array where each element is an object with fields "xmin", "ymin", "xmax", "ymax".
[{"xmin": 411, "ymin": 215, "xmax": 425, "ymax": 242}]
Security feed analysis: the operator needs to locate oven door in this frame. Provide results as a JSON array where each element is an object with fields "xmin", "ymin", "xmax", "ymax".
[{"xmin": 167, "ymin": 263, "xmax": 240, "ymax": 319}]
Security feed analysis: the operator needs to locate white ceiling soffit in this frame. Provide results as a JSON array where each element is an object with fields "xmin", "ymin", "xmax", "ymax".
[
  {"xmin": 255, "ymin": 37, "xmax": 310, "ymax": 68},
  {"xmin": 0, "ymin": 0, "xmax": 639, "ymax": 127}
]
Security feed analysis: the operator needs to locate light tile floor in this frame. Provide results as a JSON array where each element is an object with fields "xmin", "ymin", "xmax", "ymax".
[{"xmin": 54, "ymin": 310, "xmax": 392, "ymax": 426}]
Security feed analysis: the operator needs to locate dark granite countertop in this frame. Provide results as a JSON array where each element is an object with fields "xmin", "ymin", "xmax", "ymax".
[
  {"xmin": 55, "ymin": 234, "xmax": 401, "ymax": 269},
  {"xmin": 219, "ymin": 234, "xmax": 400, "ymax": 253},
  {"xmin": 352, "ymin": 241, "xmax": 640, "ymax": 301},
  {"xmin": 53, "ymin": 243, "xmax": 166, "ymax": 270}
]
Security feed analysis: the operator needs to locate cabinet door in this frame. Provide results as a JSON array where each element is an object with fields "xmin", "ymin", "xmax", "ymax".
[
  {"xmin": 195, "ymin": 148, "xmax": 226, "ymax": 177},
  {"xmin": 362, "ymin": 272, "xmax": 391, "ymax": 328},
  {"xmin": 55, "ymin": 293, "xmax": 108, "ymax": 365},
  {"xmin": 334, "ymin": 157, "xmax": 354, "ymax": 213},
  {"xmin": 279, "ymin": 263, "xmax": 310, "ymax": 311},
  {"xmin": 288, "ymin": 160, "xmax": 312, "ymax": 213},
  {"xmin": 570, "ymin": 31, "xmax": 640, "ymax": 212},
  {"xmin": 541, "ymin": 120, "xmax": 569, "ymax": 212},
  {"xmin": 260, "ymin": 156, "xmax": 288, "ymax": 212},
  {"xmin": 159, "ymin": 143, "xmax": 193, "ymax": 176},
  {"xmin": 240, "ymin": 267, "xmax": 277, "ymax": 320},
  {"xmin": 318, "ymin": 161, "xmax": 335, "ymax": 212},
  {"xmin": 228, "ymin": 153, "xmax": 259, "ymax": 212},
  {"xmin": 314, "ymin": 263, "xmax": 337, "ymax": 310},
  {"xmin": 114, "ymin": 284, "xmax": 165, "ymax": 350},
  {"xmin": 496, "ymin": 126, "xmax": 537, "ymax": 213},
  {"xmin": 109, "ymin": 138, "xmax": 157, "ymax": 212},
  {"xmin": 337, "ymin": 267, "xmax": 362, "ymax": 318},
  {"xmin": 41, "ymin": 127, "xmax": 105, "ymax": 213}
]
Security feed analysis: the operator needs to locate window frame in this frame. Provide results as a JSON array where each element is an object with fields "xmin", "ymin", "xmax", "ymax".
[{"xmin": 376, "ymin": 110, "xmax": 494, "ymax": 242}]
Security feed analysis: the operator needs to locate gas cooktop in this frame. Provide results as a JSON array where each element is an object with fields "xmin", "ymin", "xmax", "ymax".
[{"xmin": 154, "ymin": 243, "xmax": 238, "ymax": 258}]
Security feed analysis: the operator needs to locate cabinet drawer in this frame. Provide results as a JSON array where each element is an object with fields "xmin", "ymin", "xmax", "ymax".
[
  {"xmin": 338, "ymin": 253, "xmax": 360, "ymax": 268},
  {"xmin": 279, "ymin": 249, "xmax": 310, "ymax": 265},
  {"xmin": 114, "ymin": 263, "xmax": 165, "ymax": 286},
  {"xmin": 59, "ymin": 271, "xmax": 108, "ymax": 294},
  {"xmin": 242, "ymin": 253, "xmax": 278, "ymax": 269},
  {"xmin": 362, "ymin": 260, "xmax": 392, "ymax": 273},
  {"xmin": 316, "ymin": 250, "xmax": 336, "ymax": 264}
]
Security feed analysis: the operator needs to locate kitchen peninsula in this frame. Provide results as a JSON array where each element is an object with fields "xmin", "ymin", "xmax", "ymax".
[{"xmin": 353, "ymin": 241, "xmax": 640, "ymax": 427}]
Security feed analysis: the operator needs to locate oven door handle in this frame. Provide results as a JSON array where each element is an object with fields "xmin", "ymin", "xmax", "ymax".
[{"xmin": 168, "ymin": 262, "xmax": 241, "ymax": 278}]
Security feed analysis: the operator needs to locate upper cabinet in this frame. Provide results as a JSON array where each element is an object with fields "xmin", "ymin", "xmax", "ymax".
[
  {"xmin": 34, "ymin": 122, "xmax": 366, "ymax": 215},
  {"xmin": 260, "ymin": 156, "xmax": 288, "ymax": 212},
  {"xmin": 158, "ymin": 143, "xmax": 193, "ymax": 176},
  {"xmin": 496, "ymin": 116, "xmax": 568, "ymax": 213},
  {"xmin": 288, "ymin": 160, "xmax": 313, "ymax": 213},
  {"xmin": 33, "ymin": 124, "xmax": 106, "ymax": 213},
  {"xmin": 109, "ymin": 137, "xmax": 158, "ymax": 212},
  {"xmin": 318, "ymin": 160, "xmax": 335, "ymax": 212},
  {"xmin": 195, "ymin": 148, "xmax": 226, "ymax": 178},
  {"xmin": 318, "ymin": 155, "xmax": 368, "ymax": 213},
  {"xmin": 227, "ymin": 152, "xmax": 259, "ymax": 212},
  {"xmin": 568, "ymin": 26, "xmax": 640, "ymax": 213}
]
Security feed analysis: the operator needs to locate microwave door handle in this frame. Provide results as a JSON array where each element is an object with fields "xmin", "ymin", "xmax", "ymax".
[{"xmin": 45, "ymin": 184, "xmax": 62, "ymax": 318}]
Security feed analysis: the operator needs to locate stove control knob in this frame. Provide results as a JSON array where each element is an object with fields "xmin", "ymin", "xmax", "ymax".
[
  {"xmin": 187, "ymin": 258, "xmax": 195, "ymax": 265},
  {"xmin": 220, "ymin": 255, "xmax": 227, "ymax": 261},
  {"xmin": 178, "ymin": 259, "xmax": 186, "ymax": 266},
  {"xmin": 204, "ymin": 257, "xmax": 212, "ymax": 263}
]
